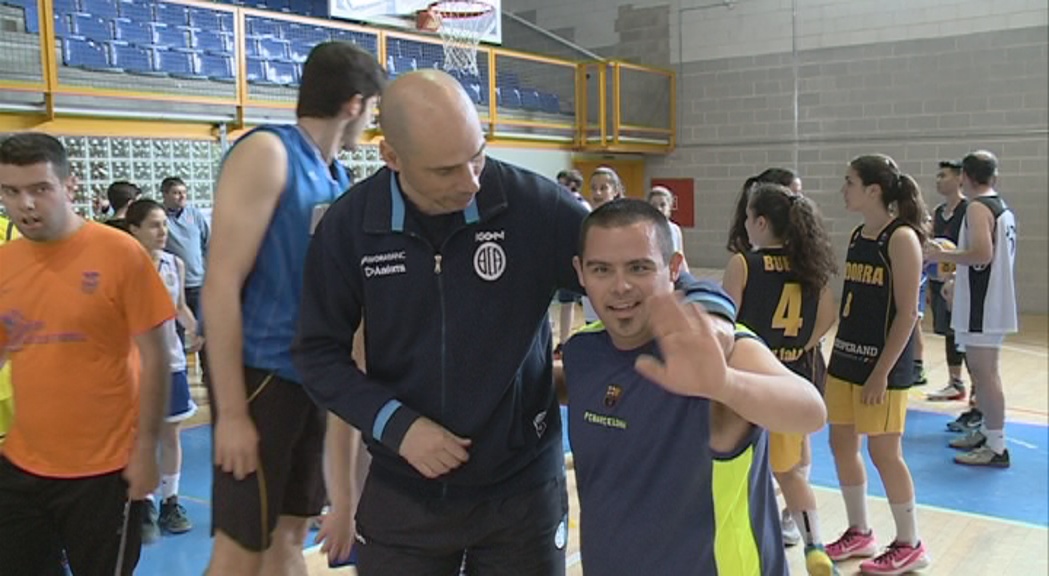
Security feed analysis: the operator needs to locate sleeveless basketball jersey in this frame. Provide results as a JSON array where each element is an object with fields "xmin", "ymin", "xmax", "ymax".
[
  {"xmin": 564, "ymin": 326, "xmax": 786, "ymax": 576},
  {"xmin": 738, "ymin": 248, "xmax": 819, "ymax": 371},
  {"xmin": 237, "ymin": 124, "xmax": 351, "ymax": 382},
  {"xmin": 951, "ymin": 195, "xmax": 1018, "ymax": 335},
  {"xmin": 828, "ymin": 220, "xmax": 916, "ymax": 389},
  {"xmin": 157, "ymin": 251, "xmax": 187, "ymax": 372},
  {"xmin": 933, "ymin": 199, "xmax": 967, "ymax": 245}
]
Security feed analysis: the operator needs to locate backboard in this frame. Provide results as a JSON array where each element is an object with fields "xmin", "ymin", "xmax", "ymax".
[{"xmin": 329, "ymin": 0, "xmax": 503, "ymax": 44}]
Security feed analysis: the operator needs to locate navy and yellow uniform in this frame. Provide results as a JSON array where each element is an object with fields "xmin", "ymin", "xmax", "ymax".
[
  {"xmin": 929, "ymin": 199, "xmax": 967, "ymax": 335},
  {"xmin": 827, "ymin": 221, "xmax": 916, "ymax": 434},
  {"xmin": 737, "ymin": 247, "xmax": 824, "ymax": 472},
  {"xmin": 564, "ymin": 317, "xmax": 786, "ymax": 576}
]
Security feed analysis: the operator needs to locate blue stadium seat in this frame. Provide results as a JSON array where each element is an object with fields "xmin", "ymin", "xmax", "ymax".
[
  {"xmin": 285, "ymin": 24, "xmax": 329, "ymax": 45},
  {"xmin": 331, "ymin": 29, "xmax": 377, "ymax": 55},
  {"xmin": 497, "ymin": 87, "xmax": 521, "ymax": 109},
  {"xmin": 265, "ymin": 60, "xmax": 296, "ymax": 85},
  {"xmin": 109, "ymin": 42, "xmax": 154, "ymax": 74},
  {"xmin": 198, "ymin": 53, "xmax": 234, "ymax": 82},
  {"xmin": 154, "ymin": 48, "xmax": 201, "ymax": 78},
  {"xmin": 53, "ymin": 0, "xmax": 79, "ymax": 15},
  {"xmin": 112, "ymin": 19, "xmax": 152, "ymax": 45},
  {"xmin": 287, "ymin": 39, "xmax": 313, "ymax": 63},
  {"xmin": 245, "ymin": 16, "xmax": 282, "ymax": 38},
  {"xmin": 188, "ymin": 9, "xmax": 233, "ymax": 32},
  {"xmin": 5, "ymin": 0, "xmax": 40, "ymax": 34},
  {"xmin": 246, "ymin": 57, "xmax": 265, "ymax": 83},
  {"xmin": 116, "ymin": 0, "xmax": 151, "ymax": 23},
  {"xmin": 539, "ymin": 92, "xmax": 560, "ymax": 114},
  {"xmin": 62, "ymin": 37, "xmax": 116, "ymax": 71},
  {"xmin": 193, "ymin": 30, "xmax": 232, "ymax": 55},
  {"xmin": 53, "ymin": 13, "xmax": 71, "ymax": 37},
  {"xmin": 257, "ymin": 37, "xmax": 289, "ymax": 60},
  {"xmin": 154, "ymin": 24, "xmax": 189, "ymax": 50},
  {"xmin": 392, "ymin": 56, "xmax": 416, "ymax": 74},
  {"xmin": 81, "ymin": 0, "xmax": 117, "ymax": 19},
  {"xmin": 153, "ymin": 2, "xmax": 187, "ymax": 27},
  {"xmin": 520, "ymin": 89, "xmax": 541, "ymax": 112},
  {"xmin": 70, "ymin": 14, "xmax": 112, "ymax": 41}
]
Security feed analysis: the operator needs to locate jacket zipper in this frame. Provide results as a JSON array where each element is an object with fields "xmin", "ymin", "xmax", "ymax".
[{"xmin": 434, "ymin": 251, "xmax": 448, "ymax": 499}]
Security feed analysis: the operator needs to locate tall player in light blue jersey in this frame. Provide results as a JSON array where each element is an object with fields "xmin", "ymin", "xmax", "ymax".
[
  {"xmin": 560, "ymin": 199, "xmax": 827, "ymax": 576},
  {"xmin": 202, "ymin": 42, "xmax": 385, "ymax": 576}
]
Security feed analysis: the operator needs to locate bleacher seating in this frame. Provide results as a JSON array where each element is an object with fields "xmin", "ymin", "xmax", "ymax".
[{"xmin": 0, "ymin": 0, "xmax": 568, "ymax": 114}]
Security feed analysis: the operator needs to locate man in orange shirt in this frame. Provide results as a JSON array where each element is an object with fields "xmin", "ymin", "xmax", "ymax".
[{"xmin": 0, "ymin": 133, "xmax": 174, "ymax": 576}]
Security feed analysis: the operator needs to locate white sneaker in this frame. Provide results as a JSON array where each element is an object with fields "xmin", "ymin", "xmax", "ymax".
[{"xmin": 781, "ymin": 507, "xmax": 801, "ymax": 547}]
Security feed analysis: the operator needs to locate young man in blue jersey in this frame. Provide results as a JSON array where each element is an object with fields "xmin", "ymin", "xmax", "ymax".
[
  {"xmin": 293, "ymin": 70, "xmax": 591, "ymax": 575},
  {"xmin": 202, "ymin": 41, "xmax": 385, "ymax": 576},
  {"xmin": 560, "ymin": 199, "xmax": 828, "ymax": 576}
]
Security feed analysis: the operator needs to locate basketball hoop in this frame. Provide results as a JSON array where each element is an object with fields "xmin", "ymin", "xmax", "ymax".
[{"xmin": 425, "ymin": 1, "xmax": 496, "ymax": 77}]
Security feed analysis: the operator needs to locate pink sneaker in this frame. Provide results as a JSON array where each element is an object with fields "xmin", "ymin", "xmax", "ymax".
[
  {"xmin": 859, "ymin": 541, "xmax": 931, "ymax": 575},
  {"xmin": 825, "ymin": 527, "xmax": 877, "ymax": 561}
]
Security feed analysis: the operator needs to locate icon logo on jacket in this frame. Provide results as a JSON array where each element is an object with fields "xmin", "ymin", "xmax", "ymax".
[
  {"xmin": 474, "ymin": 242, "xmax": 505, "ymax": 281},
  {"xmin": 603, "ymin": 384, "xmax": 622, "ymax": 408}
]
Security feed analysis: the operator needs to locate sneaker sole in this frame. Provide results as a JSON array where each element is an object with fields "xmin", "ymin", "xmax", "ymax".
[
  {"xmin": 161, "ymin": 525, "xmax": 193, "ymax": 534},
  {"xmin": 860, "ymin": 555, "xmax": 931, "ymax": 575},
  {"xmin": 828, "ymin": 544, "xmax": 878, "ymax": 562},
  {"xmin": 927, "ymin": 393, "xmax": 965, "ymax": 401},
  {"xmin": 948, "ymin": 439, "xmax": 986, "ymax": 451},
  {"xmin": 954, "ymin": 457, "xmax": 1011, "ymax": 468}
]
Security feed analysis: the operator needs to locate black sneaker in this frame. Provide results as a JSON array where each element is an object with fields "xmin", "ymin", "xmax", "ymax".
[
  {"xmin": 142, "ymin": 499, "xmax": 161, "ymax": 544},
  {"xmin": 947, "ymin": 408, "xmax": 983, "ymax": 433},
  {"xmin": 912, "ymin": 361, "xmax": 927, "ymax": 386},
  {"xmin": 158, "ymin": 496, "xmax": 193, "ymax": 534}
]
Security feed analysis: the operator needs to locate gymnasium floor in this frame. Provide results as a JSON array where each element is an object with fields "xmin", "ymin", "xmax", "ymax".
[{"xmin": 140, "ymin": 308, "xmax": 1048, "ymax": 576}]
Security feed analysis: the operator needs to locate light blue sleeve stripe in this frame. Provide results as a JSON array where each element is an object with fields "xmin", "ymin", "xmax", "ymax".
[
  {"xmin": 389, "ymin": 174, "xmax": 406, "ymax": 232},
  {"xmin": 372, "ymin": 399, "xmax": 404, "ymax": 441}
]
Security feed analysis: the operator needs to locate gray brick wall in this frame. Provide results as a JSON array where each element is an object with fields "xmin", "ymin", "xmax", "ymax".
[{"xmin": 654, "ymin": 26, "xmax": 1048, "ymax": 312}]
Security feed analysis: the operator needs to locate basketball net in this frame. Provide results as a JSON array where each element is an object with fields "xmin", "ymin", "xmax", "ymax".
[{"xmin": 427, "ymin": 1, "xmax": 496, "ymax": 77}]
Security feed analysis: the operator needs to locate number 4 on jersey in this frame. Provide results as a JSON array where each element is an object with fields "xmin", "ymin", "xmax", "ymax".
[{"xmin": 772, "ymin": 283, "xmax": 804, "ymax": 337}]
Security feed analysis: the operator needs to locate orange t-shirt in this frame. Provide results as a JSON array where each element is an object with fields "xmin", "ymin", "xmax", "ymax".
[{"xmin": 0, "ymin": 221, "xmax": 175, "ymax": 478}]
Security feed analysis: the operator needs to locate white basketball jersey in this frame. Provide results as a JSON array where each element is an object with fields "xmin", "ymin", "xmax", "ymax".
[
  {"xmin": 951, "ymin": 194, "xmax": 1018, "ymax": 335},
  {"xmin": 158, "ymin": 251, "xmax": 188, "ymax": 372}
]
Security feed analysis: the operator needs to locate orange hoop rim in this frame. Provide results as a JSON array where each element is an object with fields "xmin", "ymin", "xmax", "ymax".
[{"xmin": 428, "ymin": 0, "xmax": 495, "ymax": 20}]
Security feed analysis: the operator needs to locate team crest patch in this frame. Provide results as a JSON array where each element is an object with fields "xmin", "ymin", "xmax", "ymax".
[
  {"xmin": 81, "ymin": 271, "xmax": 100, "ymax": 294},
  {"xmin": 473, "ymin": 241, "xmax": 506, "ymax": 281},
  {"xmin": 604, "ymin": 384, "xmax": 622, "ymax": 408}
]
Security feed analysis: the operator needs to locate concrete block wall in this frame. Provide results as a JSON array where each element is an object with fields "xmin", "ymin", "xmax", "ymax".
[{"xmin": 501, "ymin": 0, "xmax": 1049, "ymax": 312}]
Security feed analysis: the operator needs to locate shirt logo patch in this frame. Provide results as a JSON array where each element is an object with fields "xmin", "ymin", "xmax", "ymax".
[
  {"xmin": 473, "ymin": 242, "xmax": 506, "ymax": 282},
  {"xmin": 81, "ymin": 271, "xmax": 100, "ymax": 294},
  {"xmin": 361, "ymin": 251, "xmax": 407, "ymax": 279},
  {"xmin": 603, "ymin": 384, "xmax": 622, "ymax": 408},
  {"xmin": 533, "ymin": 410, "xmax": 548, "ymax": 438}
]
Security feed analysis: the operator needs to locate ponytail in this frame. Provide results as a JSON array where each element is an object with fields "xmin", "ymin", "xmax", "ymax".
[
  {"xmin": 891, "ymin": 173, "xmax": 929, "ymax": 244},
  {"xmin": 749, "ymin": 183, "xmax": 836, "ymax": 291}
]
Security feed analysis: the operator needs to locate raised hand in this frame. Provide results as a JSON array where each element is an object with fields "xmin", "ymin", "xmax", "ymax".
[{"xmin": 634, "ymin": 293, "xmax": 731, "ymax": 400}]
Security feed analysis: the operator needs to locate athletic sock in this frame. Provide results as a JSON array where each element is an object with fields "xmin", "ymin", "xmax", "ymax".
[
  {"xmin": 984, "ymin": 428, "xmax": 1006, "ymax": 454},
  {"xmin": 161, "ymin": 474, "xmax": 180, "ymax": 501},
  {"xmin": 792, "ymin": 509, "xmax": 822, "ymax": 546},
  {"xmin": 890, "ymin": 500, "xmax": 919, "ymax": 546},
  {"xmin": 841, "ymin": 483, "xmax": 869, "ymax": 533}
]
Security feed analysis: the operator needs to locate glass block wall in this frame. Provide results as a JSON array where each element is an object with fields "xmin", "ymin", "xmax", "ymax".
[{"xmin": 0, "ymin": 135, "xmax": 387, "ymax": 218}]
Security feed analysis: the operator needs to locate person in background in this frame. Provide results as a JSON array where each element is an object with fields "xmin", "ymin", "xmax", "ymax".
[
  {"xmin": 103, "ymin": 180, "xmax": 142, "ymax": 231},
  {"xmin": 161, "ymin": 176, "xmax": 210, "ymax": 383}
]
